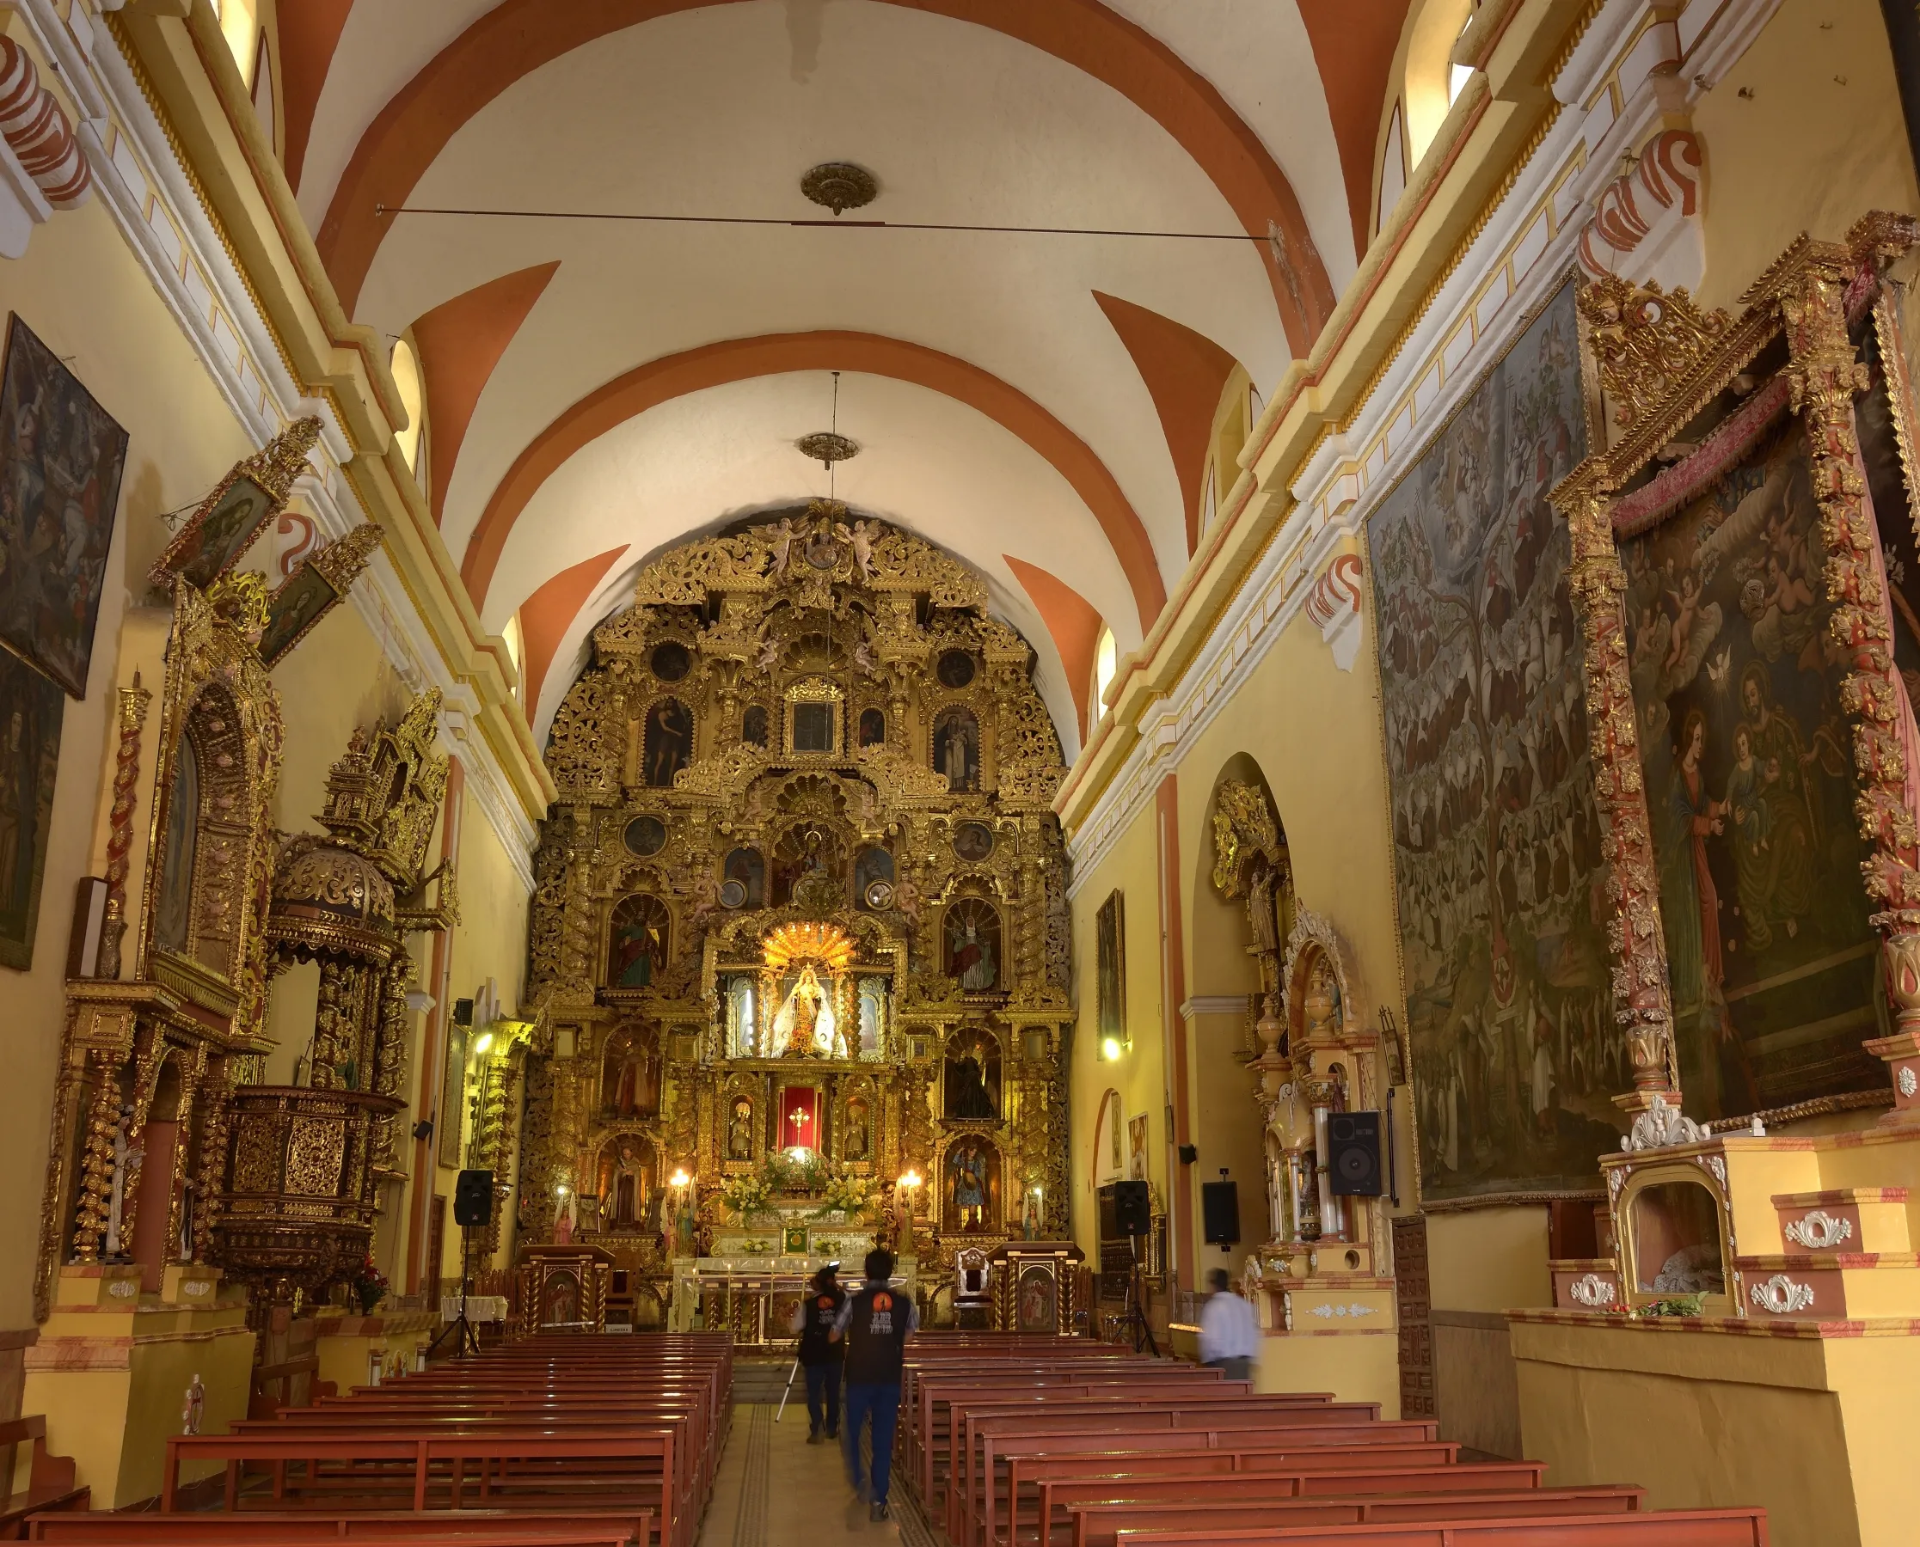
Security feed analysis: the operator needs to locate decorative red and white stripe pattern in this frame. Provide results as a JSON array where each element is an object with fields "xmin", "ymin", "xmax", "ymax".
[
  {"xmin": 0, "ymin": 36, "xmax": 90, "ymax": 209},
  {"xmin": 1578, "ymin": 129, "xmax": 1701, "ymax": 278}
]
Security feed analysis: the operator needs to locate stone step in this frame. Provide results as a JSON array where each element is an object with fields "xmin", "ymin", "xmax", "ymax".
[{"xmin": 1769, "ymin": 1189, "xmax": 1912, "ymax": 1255}]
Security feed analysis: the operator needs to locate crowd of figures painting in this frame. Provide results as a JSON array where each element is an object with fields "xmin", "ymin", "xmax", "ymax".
[{"xmin": 1371, "ymin": 282, "xmax": 1897, "ymax": 1204}]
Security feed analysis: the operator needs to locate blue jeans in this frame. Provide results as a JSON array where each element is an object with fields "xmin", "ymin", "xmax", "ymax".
[
  {"xmin": 842, "ymin": 1381, "xmax": 900, "ymax": 1503},
  {"xmin": 804, "ymin": 1361, "xmax": 841, "ymax": 1434}
]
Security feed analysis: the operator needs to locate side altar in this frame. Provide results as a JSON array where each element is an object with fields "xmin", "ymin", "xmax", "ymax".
[{"xmin": 500, "ymin": 508, "xmax": 1076, "ymax": 1340}]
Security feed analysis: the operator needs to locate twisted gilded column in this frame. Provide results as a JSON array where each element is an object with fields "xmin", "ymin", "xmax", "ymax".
[
  {"xmin": 97, "ymin": 674, "xmax": 152, "ymax": 981},
  {"xmin": 69, "ymin": 1050, "xmax": 124, "ymax": 1262},
  {"xmin": 1774, "ymin": 242, "xmax": 1920, "ymax": 1111},
  {"xmin": 1554, "ymin": 458, "xmax": 1680, "ymax": 1112}
]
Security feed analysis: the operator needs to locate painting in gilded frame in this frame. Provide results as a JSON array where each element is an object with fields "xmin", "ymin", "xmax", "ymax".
[
  {"xmin": 0, "ymin": 646, "xmax": 63, "ymax": 969},
  {"xmin": 1368, "ymin": 280, "xmax": 1622, "ymax": 1202},
  {"xmin": 0, "ymin": 315, "xmax": 129, "ymax": 698},
  {"xmin": 1619, "ymin": 415, "xmax": 1884, "ymax": 1120},
  {"xmin": 1095, "ymin": 890, "xmax": 1125, "ymax": 1048}
]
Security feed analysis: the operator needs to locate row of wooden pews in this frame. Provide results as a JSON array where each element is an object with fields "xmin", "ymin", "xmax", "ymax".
[
  {"xmin": 897, "ymin": 1332, "xmax": 1771, "ymax": 1547},
  {"xmin": 24, "ymin": 1332, "xmax": 733, "ymax": 1547}
]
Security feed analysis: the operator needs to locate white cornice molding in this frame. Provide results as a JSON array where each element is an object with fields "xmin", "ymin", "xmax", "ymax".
[
  {"xmin": 12, "ymin": 0, "xmax": 537, "ymax": 891},
  {"xmin": 1063, "ymin": 0, "xmax": 1776, "ymax": 887}
]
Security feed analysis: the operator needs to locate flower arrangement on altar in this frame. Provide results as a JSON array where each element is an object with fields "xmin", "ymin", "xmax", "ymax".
[
  {"xmin": 718, "ymin": 1168, "xmax": 775, "ymax": 1220},
  {"xmin": 762, "ymin": 1147, "xmax": 831, "ymax": 1194},
  {"xmin": 814, "ymin": 1167, "xmax": 881, "ymax": 1222}
]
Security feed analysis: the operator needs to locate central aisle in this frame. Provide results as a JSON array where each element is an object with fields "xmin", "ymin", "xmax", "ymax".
[{"xmin": 697, "ymin": 1401, "xmax": 936, "ymax": 1547}]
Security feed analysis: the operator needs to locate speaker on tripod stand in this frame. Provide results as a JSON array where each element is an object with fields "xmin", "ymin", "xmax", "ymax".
[
  {"xmin": 429, "ymin": 1169, "xmax": 494, "ymax": 1359},
  {"xmin": 1110, "ymin": 1180, "xmax": 1159, "ymax": 1355}
]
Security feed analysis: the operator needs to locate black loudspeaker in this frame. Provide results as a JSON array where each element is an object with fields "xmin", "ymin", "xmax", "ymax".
[
  {"xmin": 1328, "ymin": 1112, "xmax": 1383, "ymax": 1196},
  {"xmin": 411, "ymin": 1119, "xmax": 435, "ymax": 1142},
  {"xmin": 453, "ymin": 998, "xmax": 474, "ymax": 1027},
  {"xmin": 453, "ymin": 1168, "xmax": 494, "ymax": 1227},
  {"xmin": 1112, "ymin": 1179, "xmax": 1151, "ymax": 1236},
  {"xmin": 1201, "ymin": 1181, "xmax": 1239, "ymax": 1246}
]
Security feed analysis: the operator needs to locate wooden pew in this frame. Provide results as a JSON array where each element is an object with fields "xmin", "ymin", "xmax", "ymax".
[
  {"xmin": 966, "ymin": 1435, "xmax": 1463, "ymax": 1547},
  {"xmin": 1104, "ymin": 1510, "xmax": 1771, "ymax": 1545},
  {"xmin": 0, "ymin": 1417, "xmax": 89, "ymax": 1536},
  {"xmin": 1066, "ymin": 1487, "xmax": 1647, "ymax": 1547},
  {"xmin": 28, "ymin": 1510, "xmax": 650, "ymax": 1544},
  {"xmin": 1029, "ymin": 1464, "xmax": 1571, "ymax": 1547}
]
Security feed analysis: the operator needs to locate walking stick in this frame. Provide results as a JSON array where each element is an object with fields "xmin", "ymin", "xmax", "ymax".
[{"xmin": 774, "ymin": 1357, "xmax": 800, "ymax": 1422}]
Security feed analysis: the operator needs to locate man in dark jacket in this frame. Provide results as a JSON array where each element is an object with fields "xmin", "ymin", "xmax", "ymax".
[
  {"xmin": 790, "ymin": 1263, "xmax": 845, "ymax": 1442},
  {"xmin": 829, "ymin": 1247, "xmax": 918, "ymax": 1522}
]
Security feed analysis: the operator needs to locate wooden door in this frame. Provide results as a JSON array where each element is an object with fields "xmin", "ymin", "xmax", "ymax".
[{"xmin": 1391, "ymin": 1214, "xmax": 1435, "ymax": 1418}]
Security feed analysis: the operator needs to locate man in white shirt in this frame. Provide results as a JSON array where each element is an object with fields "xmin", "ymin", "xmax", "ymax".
[{"xmin": 1196, "ymin": 1268, "xmax": 1259, "ymax": 1383}]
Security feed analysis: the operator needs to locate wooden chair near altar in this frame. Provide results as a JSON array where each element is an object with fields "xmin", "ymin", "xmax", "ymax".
[{"xmin": 515, "ymin": 1244, "xmax": 613, "ymax": 1333}]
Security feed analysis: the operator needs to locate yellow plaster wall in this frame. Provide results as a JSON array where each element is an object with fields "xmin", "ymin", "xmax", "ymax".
[
  {"xmin": 0, "ymin": 162, "xmax": 254, "ymax": 1337},
  {"xmin": 1692, "ymin": 0, "xmax": 1920, "ymax": 311},
  {"xmin": 1068, "ymin": 802, "xmax": 1164, "ymax": 1268}
]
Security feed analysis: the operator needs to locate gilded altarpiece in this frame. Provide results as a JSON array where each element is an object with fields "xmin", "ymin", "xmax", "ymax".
[{"xmin": 519, "ymin": 508, "xmax": 1073, "ymax": 1329}]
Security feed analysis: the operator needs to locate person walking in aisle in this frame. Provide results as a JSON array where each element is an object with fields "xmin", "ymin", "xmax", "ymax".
[
  {"xmin": 829, "ymin": 1247, "xmax": 918, "ymax": 1522},
  {"xmin": 788, "ymin": 1262, "xmax": 845, "ymax": 1443},
  {"xmin": 1198, "ymin": 1267, "xmax": 1260, "ymax": 1384}
]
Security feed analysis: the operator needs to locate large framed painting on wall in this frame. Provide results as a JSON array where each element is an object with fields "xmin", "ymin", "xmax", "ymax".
[
  {"xmin": 1617, "ymin": 416, "xmax": 1885, "ymax": 1118},
  {"xmin": 0, "ymin": 645, "xmax": 63, "ymax": 969},
  {"xmin": 1368, "ymin": 279, "xmax": 1623, "ymax": 1203},
  {"xmin": 1095, "ymin": 890, "xmax": 1125, "ymax": 1049},
  {"xmin": 0, "ymin": 315, "xmax": 129, "ymax": 698}
]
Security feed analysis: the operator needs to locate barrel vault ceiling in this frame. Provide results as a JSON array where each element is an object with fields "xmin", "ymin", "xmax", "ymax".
[{"xmin": 278, "ymin": 0, "xmax": 1419, "ymax": 750}]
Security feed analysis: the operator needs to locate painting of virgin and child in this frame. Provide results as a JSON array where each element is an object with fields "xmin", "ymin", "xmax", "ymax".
[{"xmin": 1621, "ymin": 416, "xmax": 1884, "ymax": 1120}]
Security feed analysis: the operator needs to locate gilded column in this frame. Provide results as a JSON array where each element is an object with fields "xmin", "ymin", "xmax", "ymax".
[
  {"xmin": 97, "ymin": 674, "xmax": 151, "ymax": 981},
  {"xmin": 1554, "ymin": 458, "xmax": 1680, "ymax": 1111},
  {"xmin": 1774, "ymin": 243, "xmax": 1920, "ymax": 1102},
  {"xmin": 68, "ymin": 1050, "xmax": 122, "ymax": 1263}
]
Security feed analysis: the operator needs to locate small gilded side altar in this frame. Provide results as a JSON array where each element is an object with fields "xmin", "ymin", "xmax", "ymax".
[{"xmin": 513, "ymin": 508, "xmax": 1075, "ymax": 1337}]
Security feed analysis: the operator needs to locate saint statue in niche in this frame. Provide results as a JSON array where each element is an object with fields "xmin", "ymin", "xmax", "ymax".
[
  {"xmin": 944, "ymin": 1028, "xmax": 1000, "ymax": 1119},
  {"xmin": 603, "ymin": 1028, "xmax": 660, "ymax": 1117},
  {"xmin": 644, "ymin": 698, "xmax": 692, "ymax": 787},
  {"xmin": 607, "ymin": 895, "xmax": 670, "ymax": 988},
  {"xmin": 948, "ymin": 1141, "xmax": 989, "ymax": 1231},
  {"xmin": 843, "ymin": 1096, "xmax": 870, "ymax": 1161},
  {"xmin": 781, "ymin": 964, "xmax": 828, "ymax": 1057},
  {"xmin": 727, "ymin": 1097, "xmax": 756, "ymax": 1161},
  {"xmin": 932, "ymin": 707, "xmax": 979, "ymax": 792},
  {"xmin": 742, "ymin": 704, "xmax": 770, "ymax": 748},
  {"xmin": 859, "ymin": 707, "xmax": 886, "ymax": 747},
  {"xmin": 944, "ymin": 898, "xmax": 999, "ymax": 991},
  {"xmin": 857, "ymin": 976, "xmax": 886, "ymax": 1056},
  {"xmin": 601, "ymin": 1142, "xmax": 650, "ymax": 1229},
  {"xmin": 729, "ymin": 976, "xmax": 758, "ymax": 1056}
]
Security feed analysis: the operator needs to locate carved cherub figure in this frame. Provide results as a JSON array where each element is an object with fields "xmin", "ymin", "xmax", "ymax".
[
  {"xmin": 766, "ymin": 518, "xmax": 799, "ymax": 578},
  {"xmin": 836, "ymin": 518, "xmax": 876, "ymax": 580}
]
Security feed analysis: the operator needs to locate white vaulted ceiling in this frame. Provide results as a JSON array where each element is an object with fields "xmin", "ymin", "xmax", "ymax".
[{"xmin": 279, "ymin": 0, "xmax": 1419, "ymax": 745}]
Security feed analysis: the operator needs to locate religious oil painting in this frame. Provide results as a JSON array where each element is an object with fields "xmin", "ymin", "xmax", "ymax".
[
  {"xmin": 1127, "ymin": 1113, "xmax": 1148, "ymax": 1180},
  {"xmin": 1368, "ymin": 281, "xmax": 1621, "ymax": 1202},
  {"xmin": 644, "ymin": 698, "xmax": 692, "ymax": 787},
  {"xmin": 0, "ymin": 645, "xmax": 63, "ymax": 969},
  {"xmin": 1016, "ymin": 1263, "xmax": 1057, "ymax": 1333},
  {"xmin": 167, "ymin": 475, "xmax": 279, "ymax": 592},
  {"xmin": 858, "ymin": 706, "xmax": 886, "ymax": 747},
  {"xmin": 1096, "ymin": 890, "xmax": 1125, "ymax": 1046},
  {"xmin": 0, "ymin": 315, "xmax": 129, "ymax": 698},
  {"xmin": 944, "ymin": 896, "xmax": 999, "ymax": 991},
  {"xmin": 722, "ymin": 846, "xmax": 764, "ymax": 909},
  {"xmin": 932, "ymin": 706, "xmax": 979, "ymax": 792},
  {"xmin": 607, "ymin": 893, "xmax": 670, "ymax": 988},
  {"xmin": 742, "ymin": 703, "xmax": 770, "ymax": 748},
  {"xmin": 258, "ymin": 561, "xmax": 338, "ymax": 667},
  {"xmin": 1620, "ymin": 416, "xmax": 1882, "ymax": 1119}
]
